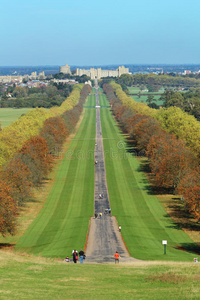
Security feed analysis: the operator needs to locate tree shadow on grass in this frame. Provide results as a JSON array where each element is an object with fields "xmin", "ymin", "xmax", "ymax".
[
  {"xmin": 0, "ymin": 243, "xmax": 15, "ymax": 249},
  {"xmin": 159, "ymin": 195, "xmax": 200, "ymax": 232},
  {"xmin": 165, "ymin": 197, "xmax": 200, "ymax": 232},
  {"xmin": 175, "ymin": 243, "xmax": 200, "ymax": 255},
  {"xmin": 136, "ymin": 158, "xmax": 175, "ymax": 196}
]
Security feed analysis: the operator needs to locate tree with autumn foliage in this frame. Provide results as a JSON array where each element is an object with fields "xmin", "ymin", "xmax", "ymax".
[
  {"xmin": 133, "ymin": 117, "xmax": 161, "ymax": 151},
  {"xmin": 147, "ymin": 133, "xmax": 198, "ymax": 189},
  {"xmin": 17, "ymin": 136, "xmax": 53, "ymax": 186},
  {"xmin": 0, "ymin": 181, "xmax": 17, "ymax": 236},
  {"xmin": 177, "ymin": 170, "xmax": 200, "ymax": 220},
  {"xmin": 1, "ymin": 158, "xmax": 33, "ymax": 207}
]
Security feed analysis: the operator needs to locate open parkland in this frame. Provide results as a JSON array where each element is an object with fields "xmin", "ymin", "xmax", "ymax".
[{"xmin": 0, "ymin": 86, "xmax": 200, "ymax": 299}]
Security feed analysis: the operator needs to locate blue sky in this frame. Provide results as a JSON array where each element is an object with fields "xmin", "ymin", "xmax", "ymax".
[{"xmin": 0, "ymin": 0, "xmax": 200, "ymax": 66}]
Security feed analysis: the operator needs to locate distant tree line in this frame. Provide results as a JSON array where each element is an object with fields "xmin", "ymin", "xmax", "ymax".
[
  {"xmin": 160, "ymin": 89, "xmax": 200, "ymax": 120},
  {"xmin": 0, "ymin": 83, "xmax": 73, "ymax": 108},
  {"xmin": 116, "ymin": 73, "xmax": 200, "ymax": 92}
]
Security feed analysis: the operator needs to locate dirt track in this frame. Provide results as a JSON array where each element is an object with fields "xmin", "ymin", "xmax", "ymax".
[{"xmin": 85, "ymin": 83, "xmax": 139, "ymax": 263}]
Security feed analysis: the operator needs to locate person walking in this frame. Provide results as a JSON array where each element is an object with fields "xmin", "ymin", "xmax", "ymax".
[
  {"xmin": 114, "ymin": 251, "xmax": 120, "ymax": 264},
  {"xmin": 79, "ymin": 249, "xmax": 85, "ymax": 264},
  {"xmin": 72, "ymin": 250, "xmax": 78, "ymax": 263}
]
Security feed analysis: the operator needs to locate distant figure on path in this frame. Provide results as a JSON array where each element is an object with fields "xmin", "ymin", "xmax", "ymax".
[
  {"xmin": 114, "ymin": 251, "xmax": 120, "ymax": 264},
  {"xmin": 99, "ymin": 212, "xmax": 102, "ymax": 219},
  {"xmin": 94, "ymin": 211, "xmax": 98, "ymax": 218},
  {"xmin": 79, "ymin": 249, "xmax": 85, "ymax": 264}
]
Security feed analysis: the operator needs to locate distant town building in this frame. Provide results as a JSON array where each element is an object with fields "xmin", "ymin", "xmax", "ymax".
[
  {"xmin": 38, "ymin": 71, "xmax": 45, "ymax": 80},
  {"xmin": 183, "ymin": 70, "xmax": 191, "ymax": 75},
  {"xmin": 0, "ymin": 75, "xmax": 23, "ymax": 83},
  {"xmin": 52, "ymin": 78, "xmax": 78, "ymax": 85},
  {"xmin": 85, "ymin": 80, "xmax": 92, "ymax": 86},
  {"xmin": 59, "ymin": 63, "xmax": 71, "ymax": 74},
  {"xmin": 31, "ymin": 71, "xmax": 37, "ymax": 78}
]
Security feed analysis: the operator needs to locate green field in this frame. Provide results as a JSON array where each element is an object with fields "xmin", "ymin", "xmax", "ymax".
[
  {"xmin": 128, "ymin": 87, "xmax": 165, "ymax": 94},
  {"xmin": 99, "ymin": 93, "xmax": 197, "ymax": 261},
  {"xmin": 130, "ymin": 94, "xmax": 163, "ymax": 106},
  {"xmin": 0, "ymin": 108, "xmax": 32, "ymax": 128},
  {"xmin": 127, "ymin": 87, "xmax": 164, "ymax": 106},
  {"xmin": 16, "ymin": 95, "xmax": 96, "ymax": 258},
  {"xmin": 1, "ymin": 250, "xmax": 200, "ymax": 300}
]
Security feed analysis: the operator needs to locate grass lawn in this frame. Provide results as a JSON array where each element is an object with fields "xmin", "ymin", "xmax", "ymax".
[
  {"xmin": 130, "ymin": 94, "xmax": 163, "ymax": 106},
  {"xmin": 0, "ymin": 108, "xmax": 32, "ymax": 128},
  {"xmin": 128, "ymin": 86, "xmax": 164, "ymax": 106},
  {"xmin": 1, "ymin": 250, "xmax": 200, "ymax": 300},
  {"xmin": 128, "ymin": 87, "xmax": 165, "ymax": 94},
  {"xmin": 15, "ymin": 95, "xmax": 96, "ymax": 258},
  {"xmin": 99, "ymin": 93, "xmax": 198, "ymax": 262}
]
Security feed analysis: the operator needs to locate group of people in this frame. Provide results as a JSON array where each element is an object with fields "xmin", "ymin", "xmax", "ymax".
[
  {"xmin": 94, "ymin": 211, "xmax": 102, "ymax": 219},
  {"xmin": 72, "ymin": 249, "xmax": 85, "ymax": 263},
  {"xmin": 104, "ymin": 208, "xmax": 111, "ymax": 215},
  {"xmin": 65, "ymin": 250, "xmax": 120, "ymax": 264},
  {"xmin": 64, "ymin": 249, "xmax": 86, "ymax": 264}
]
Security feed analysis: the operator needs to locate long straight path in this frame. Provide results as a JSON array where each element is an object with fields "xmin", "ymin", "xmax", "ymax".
[{"xmin": 85, "ymin": 82, "xmax": 136, "ymax": 263}]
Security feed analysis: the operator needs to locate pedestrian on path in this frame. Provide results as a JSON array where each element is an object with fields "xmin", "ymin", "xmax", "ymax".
[
  {"xmin": 99, "ymin": 212, "xmax": 102, "ymax": 219},
  {"xmin": 114, "ymin": 251, "xmax": 120, "ymax": 264},
  {"xmin": 72, "ymin": 250, "xmax": 78, "ymax": 263},
  {"xmin": 79, "ymin": 249, "xmax": 85, "ymax": 264}
]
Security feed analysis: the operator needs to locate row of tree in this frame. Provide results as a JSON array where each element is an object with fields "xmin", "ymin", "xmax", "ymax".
[
  {"xmin": 117, "ymin": 73, "xmax": 200, "ymax": 89},
  {"xmin": 110, "ymin": 82, "xmax": 200, "ymax": 158},
  {"xmin": 0, "ymin": 84, "xmax": 91, "ymax": 236},
  {"xmin": 103, "ymin": 83, "xmax": 200, "ymax": 221},
  {"xmin": 1, "ymin": 84, "xmax": 73, "ymax": 109},
  {"xmin": 0, "ymin": 84, "xmax": 84, "ymax": 166}
]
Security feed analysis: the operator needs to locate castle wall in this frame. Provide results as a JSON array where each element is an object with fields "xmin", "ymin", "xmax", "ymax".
[{"xmin": 74, "ymin": 65, "xmax": 129, "ymax": 79}]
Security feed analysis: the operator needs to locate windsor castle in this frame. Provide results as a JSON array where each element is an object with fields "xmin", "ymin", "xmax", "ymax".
[{"xmin": 59, "ymin": 64, "xmax": 129, "ymax": 79}]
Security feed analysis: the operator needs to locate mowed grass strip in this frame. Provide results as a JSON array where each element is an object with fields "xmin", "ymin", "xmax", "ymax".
[
  {"xmin": 0, "ymin": 108, "xmax": 32, "ymax": 128},
  {"xmin": 16, "ymin": 96, "xmax": 96, "ymax": 258},
  {"xmin": 1, "ymin": 250, "xmax": 200, "ymax": 300},
  {"xmin": 99, "ymin": 94, "xmax": 196, "ymax": 261}
]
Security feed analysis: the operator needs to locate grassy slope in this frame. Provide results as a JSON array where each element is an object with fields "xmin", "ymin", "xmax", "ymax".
[
  {"xmin": 1, "ymin": 250, "xmax": 200, "ymax": 300},
  {"xmin": 0, "ymin": 108, "xmax": 32, "ymax": 128},
  {"xmin": 16, "ymin": 95, "xmax": 96, "ymax": 258},
  {"xmin": 99, "ymin": 93, "xmax": 196, "ymax": 261}
]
